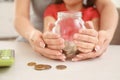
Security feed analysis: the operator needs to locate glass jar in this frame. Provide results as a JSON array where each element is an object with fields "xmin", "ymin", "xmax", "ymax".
[{"xmin": 52, "ymin": 11, "xmax": 85, "ymax": 59}]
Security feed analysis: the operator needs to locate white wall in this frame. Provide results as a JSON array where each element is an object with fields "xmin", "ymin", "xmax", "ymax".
[
  {"xmin": 0, "ymin": 2, "xmax": 18, "ymax": 39},
  {"xmin": 112, "ymin": 0, "xmax": 120, "ymax": 8}
]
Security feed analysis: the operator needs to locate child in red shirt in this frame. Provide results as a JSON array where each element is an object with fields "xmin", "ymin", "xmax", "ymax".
[
  {"xmin": 44, "ymin": 0, "xmax": 99, "ymax": 31},
  {"xmin": 43, "ymin": 0, "xmax": 99, "ymax": 59}
]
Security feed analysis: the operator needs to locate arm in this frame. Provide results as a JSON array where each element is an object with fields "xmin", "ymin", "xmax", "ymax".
[
  {"xmin": 72, "ymin": 0, "xmax": 119, "ymax": 61},
  {"xmin": 44, "ymin": 16, "xmax": 56, "ymax": 32},
  {"xmin": 91, "ymin": 18, "xmax": 99, "ymax": 31},
  {"xmin": 14, "ymin": 0, "xmax": 65, "ymax": 61},
  {"xmin": 95, "ymin": 0, "xmax": 118, "ymax": 42},
  {"xmin": 14, "ymin": 0, "xmax": 41, "ymax": 40}
]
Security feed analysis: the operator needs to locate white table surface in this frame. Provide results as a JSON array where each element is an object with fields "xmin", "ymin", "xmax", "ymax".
[{"xmin": 0, "ymin": 41, "xmax": 120, "ymax": 80}]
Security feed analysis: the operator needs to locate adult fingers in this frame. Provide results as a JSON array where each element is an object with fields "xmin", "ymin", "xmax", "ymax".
[
  {"xmin": 94, "ymin": 31, "xmax": 107, "ymax": 51},
  {"xmin": 34, "ymin": 46, "xmax": 66, "ymax": 61},
  {"xmin": 29, "ymin": 30, "xmax": 45, "ymax": 48},
  {"xmin": 72, "ymin": 52, "xmax": 99, "ymax": 61}
]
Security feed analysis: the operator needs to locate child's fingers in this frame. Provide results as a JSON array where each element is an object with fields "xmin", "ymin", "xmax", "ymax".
[
  {"xmin": 85, "ymin": 21, "xmax": 94, "ymax": 29},
  {"xmin": 43, "ymin": 32, "xmax": 60, "ymax": 39},
  {"xmin": 79, "ymin": 29, "xmax": 98, "ymax": 37},
  {"xmin": 48, "ymin": 23, "xmax": 55, "ymax": 31},
  {"xmin": 73, "ymin": 33, "xmax": 98, "ymax": 44}
]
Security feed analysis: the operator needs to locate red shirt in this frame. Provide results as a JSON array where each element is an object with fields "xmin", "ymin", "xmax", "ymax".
[{"xmin": 44, "ymin": 3, "xmax": 99, "ymax": 21}]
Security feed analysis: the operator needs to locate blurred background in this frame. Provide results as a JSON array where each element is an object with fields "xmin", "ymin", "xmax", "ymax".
[{"xmin": 0, "ymin": 0, "xmax": 120, "ymax": 41}]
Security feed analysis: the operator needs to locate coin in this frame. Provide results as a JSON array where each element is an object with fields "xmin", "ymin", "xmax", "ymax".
[
  {"xmin": 34, "ymin": 64, "xmax": 52, "ymax": 70},
  {"xmin": 56, "ymin": 65, "xmax": 67, "ymax": 70},
  {"xmin": 27, "ymin": 62, "xmax": 36, "ymax": 66}
]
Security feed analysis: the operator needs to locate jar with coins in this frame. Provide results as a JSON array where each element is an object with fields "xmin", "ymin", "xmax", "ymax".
[{"xmin": 52, "ymin": 11, "xmax": 85, "ymax": 59}]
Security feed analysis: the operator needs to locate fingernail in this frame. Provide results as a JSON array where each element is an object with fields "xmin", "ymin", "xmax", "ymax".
[
  {"xmin": 95, "ymin": 45, "xmax": 100, "ymax": 52},
  {"xmin": 39, "ymin": 42, "xmax": 45, "ymax": 48}
]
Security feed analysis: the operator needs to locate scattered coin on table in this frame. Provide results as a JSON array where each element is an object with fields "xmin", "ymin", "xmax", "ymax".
[
  {"xmin": 27, "ymin": 62, "xmax": 36, "ymax": 66},
  {"xmin": 56, "ymin": 65, "xmax": 67, "ymax": 70},
  {"xmin": 27, "ymin": 62, "xmax": 67, "ymax": 71}
]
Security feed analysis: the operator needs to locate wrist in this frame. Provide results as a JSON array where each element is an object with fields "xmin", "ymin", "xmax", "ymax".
[
  {"xmin": 98, "ymin": 30, "xmax": 112, "ymax": 43},
  {"xmin": 26, "ymin": 29, "xmax": 42, "ymax": 41}
]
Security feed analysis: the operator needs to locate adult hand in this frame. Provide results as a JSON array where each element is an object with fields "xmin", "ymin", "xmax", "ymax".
[
  {"xmin": 72, "ymin": 30, "xmax": 110, "ymax": 61},
  {"xmin": 28, "ymin": 29, "xmax": 65, "ymax": 61}
]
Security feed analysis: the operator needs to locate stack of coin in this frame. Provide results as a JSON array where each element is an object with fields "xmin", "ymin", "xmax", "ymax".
[
  {"xmin": 34, "ymin": 64, "xmax": 52, "ymax": 70},
  {"xmin": 27, "ymin": 62, "xmax": 52, "ymax": 71}
]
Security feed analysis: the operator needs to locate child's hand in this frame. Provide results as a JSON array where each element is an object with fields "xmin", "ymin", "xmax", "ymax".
[
  {"xmin": 73, "ymin": 21, "xmax": 98, "ymax": 53},
  {"xmin": 73, "ymin": 28, "xmax": 98, "ymax": 53},
  {"xmin": 42, "ymin": 32, "xmax": 66, "ymax": 61},
  {"xmin": 43, "ymin": 32, "xmax": 65, "ymax": 50},
  {"xmin": 42, "ymin": 22, "xmax": 66, "ymax": 61}
]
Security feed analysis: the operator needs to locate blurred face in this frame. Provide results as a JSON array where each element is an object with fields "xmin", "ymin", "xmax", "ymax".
[{"xmin": 63, "ymin": 0, "xmax": 83, "ymax": 6}]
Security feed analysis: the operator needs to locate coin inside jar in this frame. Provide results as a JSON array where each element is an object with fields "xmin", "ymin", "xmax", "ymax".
[
  {"xmin": 34, "ymin": 64, "xmax": 52, "ymax": 70},
  {"xmin": 56, "ymin": 65, "xmax": 67, "ymax": 70},
  {"xmin": 27, "ymin": 62, "xmax": 36, "ymax": 66}
]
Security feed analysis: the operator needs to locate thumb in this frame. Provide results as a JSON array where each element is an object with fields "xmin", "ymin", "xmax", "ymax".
[
  {"xmin": 48, "ymin": 23, "xmax": 55, "ymax": 31},
  {"xmin": 39, "ymin": 40, "xmax": 46, "ymax": 48},
  {"xmin": 39, "ymin": 32, "xmax": 46, "ymax": 48},
  {"xmin": 95, "ymin": 31, "xmax": 106, "ymax": 52},
  {"xmin": 85, "ymin": 21, "xmax": 94, "ymax": 29}
]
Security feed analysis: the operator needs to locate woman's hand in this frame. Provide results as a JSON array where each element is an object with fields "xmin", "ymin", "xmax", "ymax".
[
  {"xmin": 28, "ymin": 30, "xmax": 66, "ymax": 61},
  {"xmin": 72, "ymin": 30, "xmax": 110, "ymax": 61}
]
